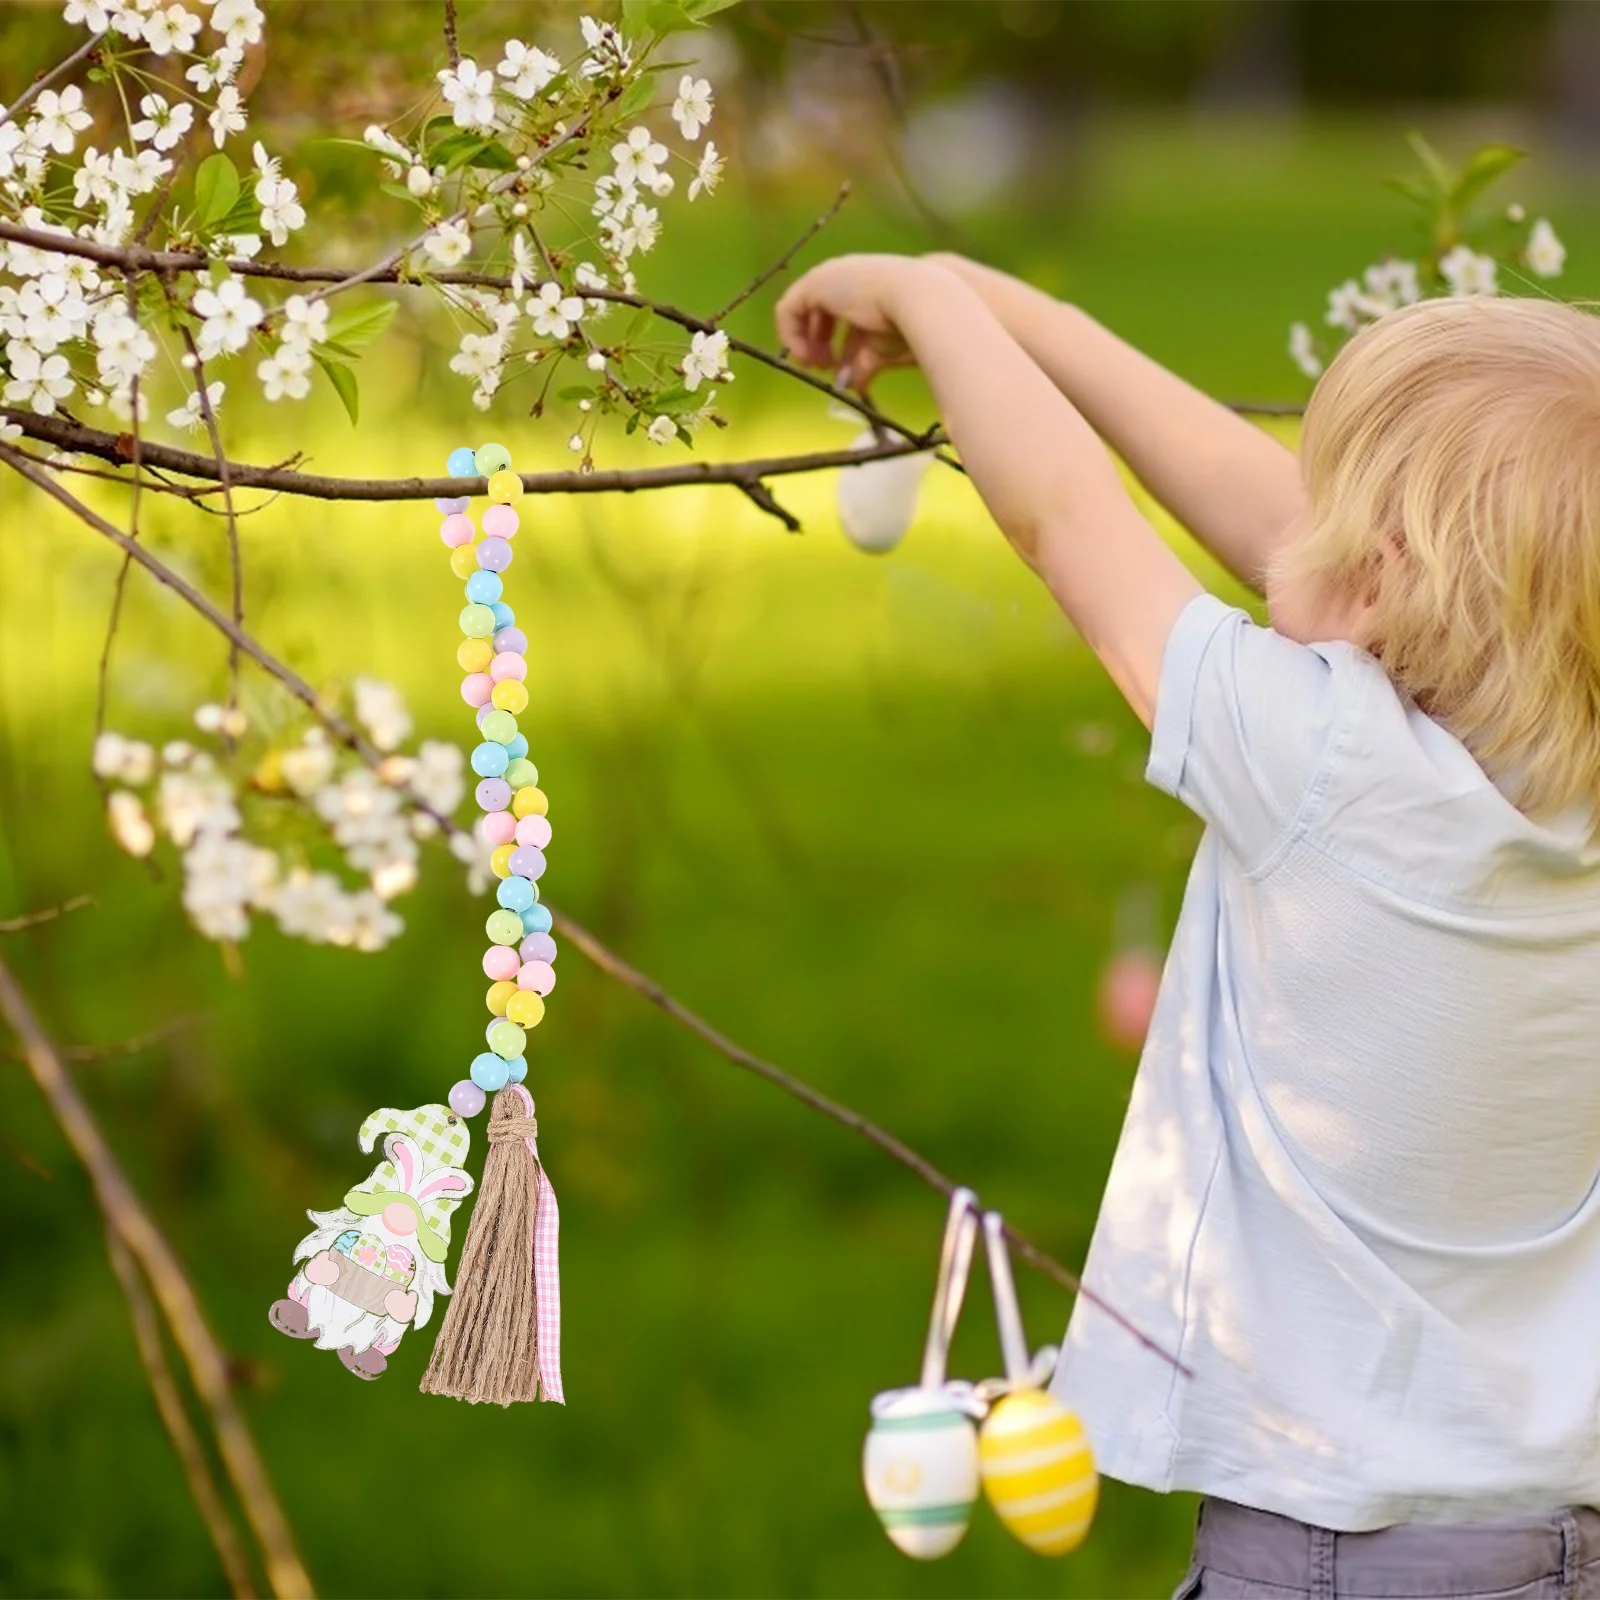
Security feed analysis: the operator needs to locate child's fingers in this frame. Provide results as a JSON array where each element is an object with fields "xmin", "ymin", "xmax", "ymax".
[
  {"xmin": 839, "ymin": 326, "xmax": 885, "ymax": 392},
  {"xmin": 775, "ymin": 285, "xmax": 831, "ymax": 368}
]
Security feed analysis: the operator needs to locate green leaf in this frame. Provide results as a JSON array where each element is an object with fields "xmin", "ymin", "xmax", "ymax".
[
  {"xmin": 325, "ymin": 299, "xmax": 397, "ymax": 351},
  {"xmin": 621, "ymin": 304, "xmax": 653, "ymax": 344},
  {"xmin": 684, "ymin": 0, "xmax": 741, "ymax": 14},
  {"xmin": 212, "ymin": 196, "xmax": 261, "ymax": 235},
  {"xmin": 645, "ymin": 0, "xmax": 696, "ymax": 32},
  {"xmin": 427, "ymin": 130, "xmax": 516, "ymax": 173},
  {"xmin": 1405, "ymin": 130, "xmax": 1454, "ymax": 195},
  {"xmin": 556, "ymin": 384, "xmax": 596, "ymax": 401},
  {"xmin": 615, "ymin": 72, "xmax": 658, "ymax": 119},
  {"xmin": 1449, "ymin": 143, "xmax": 1526, "ymax": 213},
  {"xmin": 1384, "ymin": 175, "xmax": 1438, "ymax": 214},
  {"xmin": 620, "ymin": 0, "xmax": 653, "ymax": 31},
  {"xmin": 314, "ymin": 354, "xmax": 359, "ymax": 424},
  {"xmin": 193, "ymin": 152, "xmax": 240, "ymax": 227},
  {"xmin": 649, "ymin": 385, "xmax": 701, "ymax": 414}
]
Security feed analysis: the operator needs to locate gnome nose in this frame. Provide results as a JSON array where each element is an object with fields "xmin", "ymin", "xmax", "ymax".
[{"xmin": 382, "ymin": 1202, "xmax": 417, "ymax": 1236}]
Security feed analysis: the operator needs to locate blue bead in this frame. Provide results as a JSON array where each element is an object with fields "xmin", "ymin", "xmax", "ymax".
[
  {"xmin": 447, "ymin": 446, "xmax": 479, "ymax": 477},
  {"xmin": 497, "ymin": 876, "xmax": 536, "ymax": 913},
  {"xmin": 471, "ymin": 741, "xmax": 509, "ymax": 778},
  {"xmin": 435, "ymin": 495, "xmax": 469, "ymax": 514},
  {"xmin": 465, "ymin": 570, "xmax": 503, "ymax": 605},
  {"xmin": 488, "ymin": 601, "xmax": 515, "ymax": 631},
  {"xmin": 505, "ymin": 1054, "xmax": 528, "ymax": 1085},
  {"xmin": 521, "ymin": 903, "xmax": 553, "ymax": 935},
  {"xmin": 470, "ymin": 1051, "xmax": 510, "ymax": 1092},
  {"xmin": 504, "ymin": 734, "xmax": 529, "ymax": 761}
]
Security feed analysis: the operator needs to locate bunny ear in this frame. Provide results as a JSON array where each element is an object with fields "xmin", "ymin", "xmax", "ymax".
[
  {"xmin": 385, "ymin": 1134, "xmax": 421, "ymax": 1194},
  {"xmin": 416, "ymin": 1167, "xmax": 474, "ymax": 1205}
]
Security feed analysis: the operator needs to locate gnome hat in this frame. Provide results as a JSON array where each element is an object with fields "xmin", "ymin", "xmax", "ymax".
[{"xmin": 343, "ymin": 1132, "xmax": 474, "ymax": 1263}]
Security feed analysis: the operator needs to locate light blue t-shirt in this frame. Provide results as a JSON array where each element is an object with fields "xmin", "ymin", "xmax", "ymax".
[{"xmin": 1052, "ymin": 592, "xmax": 1600, "ymax": 1530}]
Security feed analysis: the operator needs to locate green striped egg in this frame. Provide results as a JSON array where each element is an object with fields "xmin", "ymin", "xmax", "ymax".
[{"xmin": 862, "ymin": 1388, "xmax": 980, "ymax": 1560}]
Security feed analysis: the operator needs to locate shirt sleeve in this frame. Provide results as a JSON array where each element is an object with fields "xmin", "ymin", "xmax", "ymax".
[{"xmin": 1146, "ymin": 592, "xmax": 1349, "ymax": 874}]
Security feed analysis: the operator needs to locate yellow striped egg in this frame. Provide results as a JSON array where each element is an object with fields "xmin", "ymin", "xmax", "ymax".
[
  {"xmin": 863, "ymin": 1388, "xmax": 980, "ymax": 1560},
  {"xmin": 977, "ymin": 1388, "xmax": 1097, "ymax": 1556}
]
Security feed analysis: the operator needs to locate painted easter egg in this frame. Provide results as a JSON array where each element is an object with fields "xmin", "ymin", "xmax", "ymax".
[
  {"xmin": 837, "ymin": 430, "xmax": 934, "ymax": 554},
  {"xmin": 862, "ymin": 1387, "xmax": 980, "ymax": 1560},
  {"xmin": 978, "ymin": 1388, "xmax": 1097, "ymax": 1556}
]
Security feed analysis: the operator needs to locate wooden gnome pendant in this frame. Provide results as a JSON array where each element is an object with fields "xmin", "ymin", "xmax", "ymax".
[{"xmin": 268, "ymin": 1104, "xmax": 474, "ymax": 1381}]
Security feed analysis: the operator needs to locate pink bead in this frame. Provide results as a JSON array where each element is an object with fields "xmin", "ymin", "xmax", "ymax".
[
  {"xmin": 440, "ymin": 513, "xmax": 475, "ymax": 548},
  {"xmin": 461, "ymin": 672, "xmax": 493, "ymax": 707},
  {"xmin": 483, "ymin": 945, "xmax": 520, "ymax": 982},
  {"xmin": 489, "ymin": 652, "xmax": 528, "ymax": 684},
  {"xmin": 483, "ymin": 502, "xmax": 519, "ymax": 540},
  {"xmin": 517, "ymin": 960, "xmax": 556, "ymax": 996},
  {"xmin": 481, "ymin": 811, "xmax": 517, "ymax": 846},
  {"xmin": 514, "ymin": 814, "xmax": 551, "ymax": 849}
]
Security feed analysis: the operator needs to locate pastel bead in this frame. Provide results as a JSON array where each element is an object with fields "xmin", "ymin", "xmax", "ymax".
[
  {"xmin": 504, "ymin": 734, "xmax": 529, "ymax": 761},
  {"xmin": 476, "ymin": 777, "xmax": 511, "ymax": 812},
  {"xmin": 480, "ymin": 708, "xmax": 517, "ymax": 744},
  {"xmin": 475, "ymin": 441, "xmax": 512, "ymax": 476},
  {"xmin": 488, "ymin": 1019, "xmax": 526, "ymax": 1059},
  {"xmin": 461, "ymin": 672, "xmax": 493, "ymax": 707},
  {"xmin": 507, "ymin": 990, "xmax": 545, "ymax": 1027},
  {"xmin": 521, "ymin": 902, "xmax": 553, "ymax": 935},
  {"xmin": 483, "ymin": 502, "xmax": 519, "ymax": 540},
  {"xmin": 507, "ymin": 844, "xmax": 545, "ymax": 880},
  {"xmin": 498, "ymin": 876, "xmax": 536, "ymax": 913},
  {"xmin": 457, "ymin": 637, "xmax": 493, "ymax": 673},
  {"xmin": 490, "ymin": 843, "xmax": 516, "ymax": 878},
  {"xmin": 482, "ymin": 945, "xmax": 520, "ymax": 981},
  {"xmin": 481, "ymin": 812, "xmax": 517, "ymax": 847},
  {"xmin": 494, "ymin": 626, "xmax": 527, "ymax": 656},
  {"xmin": 435, "ymin": 495, "xmax": 469, "ymax": 515},
  {"xmin": 449, "ymin": 1078, "xmax": 487, "ymax": 1117},
  {"xmin": 517, "ymin": 960, "xmax": 556, "ymax": 997},
  {"xmin": 493, "ymin": 680, "xmax": 529, "ymax": 714},
  {"xmin": 448, "ymin": 446, "xmax": 480, "ymax": 476},
  {"xmin": 471, "ymin": 741, "xmax": 509, "ymax": 778},
  {"xmin": 512, "ymin": 785, "xmax": 548, "ymax": 818},
  {"xmin": 515, "ymin": 814, "xmax": 552, "ymax": 849},
  {"xmin": 489, "ymin": 601, "xmax": 515, "ymax": 631},
  {"xmin": 505, "ymin": 1054, "xmax": 528, "ymax": 1085},
  {"xmin": 503, "ymin": 757, "xmax": 538, "ymax": 791},
  {"xmin": 440, "ymin": 513, "xmax": 475, "ymax": 548},
  {"xmin": 478, "ymin": 538, "xmax": 513, "ymax": 573},
  {"xmin": 470, "ymin": 1051, "xmax": 510, "ymax": 1092},
  {"xmin": 486, "ymin": 979, "xmax": 517, "ymax": 1016},
  {"xmin": 486, "ymin": 908, "xmax": 525, "ymax": 945},
  {"xmin": 465, "ymin": 570, "xmax": 503, "ymax": 605},
  {"xmin": 450, "ymin": 544, "xmax": 480, "ymax": 579},
  {"xmin": 476, "ymin": 704, "xmax": 495, "ymax": 731},
  {"xmin": 490, "ymin": 652, "xmax": 527, "ymax": 683},
  {"xmin": 520, "ymin": 931, "xmax": 557, "ymax": 965},
  {"xmin": 487, "ymin": 467, "xmax": 523, "ymax": 503},
  {"xmin": 460, "ymin": 603, "xmax": 496, "ymax": 638}
]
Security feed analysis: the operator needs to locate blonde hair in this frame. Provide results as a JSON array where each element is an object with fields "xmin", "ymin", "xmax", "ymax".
[{"xmin": 1282, "ymin": 294, "xmax": 1600, "ymax": 821}]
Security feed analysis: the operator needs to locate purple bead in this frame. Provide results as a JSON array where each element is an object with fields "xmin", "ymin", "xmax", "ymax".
[
  {"xmin": 493, "ymin": 626, "xmax": 527, "ymax": 656},
  {"xmin": 520, "ymin": 931, "xmax": 557, "ymax": 965},
  {"xmin": 476, "ymin": 777, "xmax": 511, "ymax": 812},
  {"xmin": 477, "ymin": 537, "xmax": 513, "ymax": 573},
  {"xmin": 435, "ymin": 495, "xmax": 470, "ymax": 515},
  {"xmin": 508, "ymin": 845, "xmax": 546, "ymax": 880},
  {"xmin": 476, "ymin": 703, "xmax": 493, "ymax": 730},
  {"xmin": 449, "ymin": 1078, "xmax": 487, "ymax": 1117}
]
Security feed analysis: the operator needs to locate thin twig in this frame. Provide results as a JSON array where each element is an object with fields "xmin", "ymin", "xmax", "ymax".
[
  {"xmin": 0, "ymin": 895, "xmax": 94, "ymax": 933},
  {"xmin": 442, "ymin": 0, "xmax": 461, "ymax": 69},
  {"xmin": 104, "ymin": 1225, "xmax": 259, "ymax": 1599},
  {"xmin": 711, "ymin": 181, "xmax": 852, "ymax": 325},
  {"xmin": 64, "ymin": 1014, "xmax": 201, "ymax": 1063},
  {"xmin": 0, "ymin": 951, "xmax": 313, "ymax": 1598},
  {"xmin": 0, "ymin": 34, "xmax": 100, "ymax": 128}
]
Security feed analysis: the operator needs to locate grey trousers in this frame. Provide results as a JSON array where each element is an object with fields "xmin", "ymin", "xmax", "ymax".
[{"xmin": 1174, "ymin": 1497, "xmax": 1600, "ymax": 1599}]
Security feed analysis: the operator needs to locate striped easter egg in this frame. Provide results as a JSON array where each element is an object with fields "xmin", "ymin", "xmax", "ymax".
[
  {"xmin": 978, "ymin": 1388, "xmax": 1098, "ymax": 1556},
  {"xmin": 863, "ymin": 1388, "xmax": 980, "ymax": 1560}
]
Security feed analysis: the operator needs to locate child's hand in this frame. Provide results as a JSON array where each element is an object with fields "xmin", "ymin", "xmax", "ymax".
[{"xmin": 776, "ymin": 253, "xmax": 933, "ymax": 391}]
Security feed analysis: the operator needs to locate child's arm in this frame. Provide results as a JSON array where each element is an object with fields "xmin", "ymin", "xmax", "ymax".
[
  {"xmin": 777, "ymin": 254, "xmax": 1202, "ymax": 726},
  {"xmin": 904, "ymin": 255, "xmax": 1307, "ymax": 595}
]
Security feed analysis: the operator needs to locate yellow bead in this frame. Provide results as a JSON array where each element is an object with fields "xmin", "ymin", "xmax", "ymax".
[
  {"xmin": 450, "ymin": 543, "xmax": 479, "ymax": 579},
  {"xmin": 486, "ymin": 468, "xmax": 523, "ymax": 504},
  {"xmin": 486, "ymin": 980, "xmax": 517, "ymax": 1016},
  {"xmin": 490, "ymin": 843, "xmax": 515, "ymax": 879},
  {"xmin": 511, "ymin": 785, "xmax": 548, "ymax": 819},
  {"xmin": 506, "ymin": 990, "xmax": 545, "ymax": 1028},
  {"xmin": 491, "ymin": 678, "xmax": 529, "ymax": 714},
  {"xmin": 457, "ymin": 637, "xmax": 493, "ymax": 673}
]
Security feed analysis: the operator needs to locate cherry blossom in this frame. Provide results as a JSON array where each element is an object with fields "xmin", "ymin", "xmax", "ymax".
[{"xmin": 672, "ymin": 76, "xmax": 713, "ymax": 141}]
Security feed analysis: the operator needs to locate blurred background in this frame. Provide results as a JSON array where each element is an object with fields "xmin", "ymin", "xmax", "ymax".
[{"xmin": 3, "ymin": 2, "xmax": 1600, "ymax": 1595}]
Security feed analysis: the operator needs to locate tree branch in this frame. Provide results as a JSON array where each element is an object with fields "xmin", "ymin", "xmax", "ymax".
[
  {"xmin": 0, "ymin": 34, "xmax": 101, "ymax": 128},
  {"xmin": 711, "ymin": 181, "xmax": 852, "ymax": 324},
  {"xmin": 0, "ymin": 895, "xmax": 94, "ymax": 933}
]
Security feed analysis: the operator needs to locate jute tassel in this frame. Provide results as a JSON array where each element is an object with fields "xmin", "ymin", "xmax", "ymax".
[{"xmin": 420, "ymin": 1088, "xmax": 542, "ymax": 1404}]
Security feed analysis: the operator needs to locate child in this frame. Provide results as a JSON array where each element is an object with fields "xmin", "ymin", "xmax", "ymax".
[{"xmin": 776, "ymin": 258, "xmax": 1600, "ymax": 1596}]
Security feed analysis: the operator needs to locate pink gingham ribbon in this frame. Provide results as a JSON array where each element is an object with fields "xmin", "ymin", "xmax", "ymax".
[{"xmin": 511, "ymin": 1084, "xmax": 563, "ymax": 1403}]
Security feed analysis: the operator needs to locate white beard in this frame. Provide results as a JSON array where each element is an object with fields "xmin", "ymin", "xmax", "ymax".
[{"xmin": 295, "ymin": 1277, "xmax": 405, "ymax": 1354}]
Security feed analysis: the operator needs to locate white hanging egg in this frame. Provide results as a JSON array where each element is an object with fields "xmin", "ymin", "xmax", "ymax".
[
  {"xmin": 862, "ymin": 1386, "xmax": 980, "ymax": 1559},
  {"xmin": 837, "ymin": 430, "xmax": 934, "ymax": 554},
  {"xmin": 978, "ymin": 1387, "xmax": 1098, "ymax": 1556}
]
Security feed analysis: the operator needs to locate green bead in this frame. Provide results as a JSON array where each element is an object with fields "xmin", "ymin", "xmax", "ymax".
[
  {"xmin": 475, "ymin": 441, "xmax": 512, "ymax": 477},
  {"xmin": 486, "ymin": 908, "xmax": 525, "ymax": 945},
  {"xmin": 503, "ymin": 756, "xmax": 538, "ymax": 790},
  {"xmin": 460, "ymin": 603, "xmax": 497, "ymax": 639},
  {"xmin": 481, "ymin": 709, "xmax": 517, "ymax": 745},
  {"xmin": 488, "ymin": 1019, "xmax": 527, "ymax": 1059}
]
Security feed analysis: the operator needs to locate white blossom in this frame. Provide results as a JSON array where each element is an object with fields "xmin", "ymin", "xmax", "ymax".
[
  {"xmin": 131, "ymin": 94, "xmax": 194, "ymax": 152},
  {"xmin": 353, "ymin": 678, "xmax": 412, "ymax": 752},
  {"xmin": 162, "ymin": 740, "xmax": 197, "ymax": 767},
  {"xmin": 680, "ymin": 328, "xmax": 731, "ymax": 392},
  {"xmin": 1324, "ymin": 278, "xmax": 1366, "ymax": 333},
  {"xmin": 1361, "ymin": 258, "xmax": 1420, "ymax": 312},
  {"xmin": 406, "ymin": 164, "xmax": 434, "ymax": 197},
  {"xmin": 579, "ymin": 15, "xmax": 631, "ymax": 79},
  {"xmin": 1288, "ymin": 321, "xmax": 1321, "ymax": 379},
  {"xmin": 438, "ymin": 57, "xmax": 498, "ymax": 132},
  {"xmin": 193, "ymin": 274, "xmax": 263, "ymax": 358},
  {"xmin": 498, "ymin": 39, "xmax": 560, "ymax": 100},
  {"xmin": 280, "ymin": 730, "xmax": 336, "ymax": 796},
  {"xmin": 449, "ymin": 330, "xmax": 505, "ymax": 403},
  {"xmin": 1440, "ymin": 245, "xmax": 1498, "ymax": 298},
  {"xmin": 143, "ymin": 4, "xmax": 202, "ymax": 56},
  {"xmin": 4, "ymin": 343, "xmax": 73, "ymax": 413},
  {"xmin": 211, "ymin": 0, "xmax": 263, "ymax": 49},
  {"xmin": 255, "ymin": 170, "xmax": 305, "ymax": 247},
  {"xmin": 273, "ymin": 868, "xmax": 345, "ymax": 943},
  {"xmin": 527, "ymin": 279, "xmax": 584, "ymax": 340},
  {"xmin": 1526, "ymin": 218, "xmax": 1566, "ymax": 279},
  {"xmin": 646, "ymin": 414, "xmax": 675, "ymax": 446},
  {"xmin": 108, "ymin": 790, "xmax": 156, "ymax": 857},
  {"xmin": 424, "ymin": 219, "xmax": 471, "ymax": 268},
  {"xmin": 689, "ymin": 141, "xmax": 723, "ymax": 200},
  {"xmin": 187, "ymin": 46, "xmax": 243, "ymax": 92},
  {"xmin": 158, "ymin": 766, "xmax": 240, "ymax": 847},
  {"xmin": 612, "ymin": 125, "xmax": 667, "ymax": 189},
  {"xmin": 30, "ymin": 86, "xmax": 92, "ymax": 154},
  {"xmin": 166, "ymin": 380, "xmax": 225, "ymax": 431},
  {"xmin": 672, "ymin": 76, "xmax": 713, "ymax": 141},
  {"xmin": 181, "ymin": 831, "xmax": 265, "ymax": 941},
  {"xmin": 257, "ymin": 344, "xmax": 311, "ymax": 401},
  {"xmin": 410, "ymin": 740, "xmax": 465, "ymax": 816},
  {"xmin": 209, "ymin": 86, "xmax": 246, "ymax": 148},
  {"xmin": 335, "ymin": 889, "xmax": 403, "ymax": 951},
  {"xmin": 92, "ymin": 306, "xmax": 157, "ymax": 388},
  {"xmin": 585, "ymin": 348, "xmax": 607, "ymax": 373},
  {"xmin": 279, "ymin": 294, "xmax": 327, "ymax": 348},
  {"xmin": 63, "ymin": 0, "xmax": 113, "ymax": 32},
  {"xmin": 219, "ymin": 231, "xmax": 261, "ymax": 260},
  {"xmin": 363, "ymin": 124, "xmax": 411, "ymax": 164},
  {"xmin": 567, "ymin": 432, "xmax": 584, "ymax": 452},
  {"xmin": 93, "ymin": 731, "xmax": 156, "ymax": 785}
]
